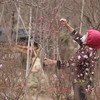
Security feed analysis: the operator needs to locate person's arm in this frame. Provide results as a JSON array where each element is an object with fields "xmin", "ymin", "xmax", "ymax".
[
  {"xmin": 15, "ymin": 45, "xmax": 38, "ymax": 53},
  {"xmin": 60, "ymin": 18, "xmax": 83, "ymax": 46},
  {"xmin": 44, "ymin": 58, "xmax": 71, "ymax": 70},
  {"xmin": 60, "ymin": 18, "xmax": 74, "ymax": 33},
  {"xmin": 44, "ymin": 58, "xmax": 57, "ymax": 66},
  {"xmin": 15, "ymin": 45, "xmax": 27, "ymax": 53}
]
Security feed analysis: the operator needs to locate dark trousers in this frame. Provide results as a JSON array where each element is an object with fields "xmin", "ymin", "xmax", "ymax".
[{"xmin": 73, "ymin": 83, "xmax": 86, "ymax": 100}]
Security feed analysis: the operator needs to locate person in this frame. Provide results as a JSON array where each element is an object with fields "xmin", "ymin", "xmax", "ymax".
[
  {"xmin": 44, "ymin": 18, "xmax": 100, "ymax": 100},
  {"xmin": 16, "ymin": 42, "xmax": 39, "ymax": 54},
  {"xmin": 16, "ymin": 41, "xmax": 42, "ymax": 72},
  {"xmin": 15, "ymin": 41, "xmax": 40, "ymax": 68},
  {"xmin": 16, "ymin": 42, "xmax": 46, "ymax": 99}
]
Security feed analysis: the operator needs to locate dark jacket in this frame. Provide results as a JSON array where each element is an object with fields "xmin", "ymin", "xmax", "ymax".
[{"xmin": 57, "ymin": 30, "xmax": 97, "ymax": 87}]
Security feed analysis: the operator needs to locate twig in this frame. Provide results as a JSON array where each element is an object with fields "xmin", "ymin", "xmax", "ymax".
[
  {"xmin": 16, "ymin": 5, "xmax": 20, "ymax": 45},
  {"xmin": 14, "ymin": 2, "xmax": 28, "ymax": 34},
  {"xmin": 0, "ymin": 3, "xmax": 5, "ymax": 24},
  {"xmin": 25, "ymin": 7, "xmax": 32, "ymax": 100},
  {"xmin": 79, "ymin": 0, "xmax": 85, "ymax": 34}
]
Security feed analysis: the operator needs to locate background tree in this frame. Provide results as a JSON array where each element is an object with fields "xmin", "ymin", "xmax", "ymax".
[{"xmin": 0, "ymin": 0, "xmax": 100, "ymax": 100}]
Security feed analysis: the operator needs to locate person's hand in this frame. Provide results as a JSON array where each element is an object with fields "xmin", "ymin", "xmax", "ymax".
[
  {"xmin": 44, "ymin": 58, "xmax": 57, "ymax": 66},
  {"xmin": 60, "ymin": 18, "xmax": 67, "ymax": 26},
  {"xmin": 60, "ymin": 18, "xmax": 74, "ymax": 32}
]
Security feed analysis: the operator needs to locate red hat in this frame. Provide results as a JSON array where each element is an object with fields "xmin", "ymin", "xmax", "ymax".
[{"xmin": 86, "ymin": 30, "xmax": 100, "ymax": 49}]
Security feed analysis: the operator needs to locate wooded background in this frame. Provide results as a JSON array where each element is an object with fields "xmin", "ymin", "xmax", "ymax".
[{"xmin": 0, "ymin": 0, "xmax": 100, "ymax": 100}]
